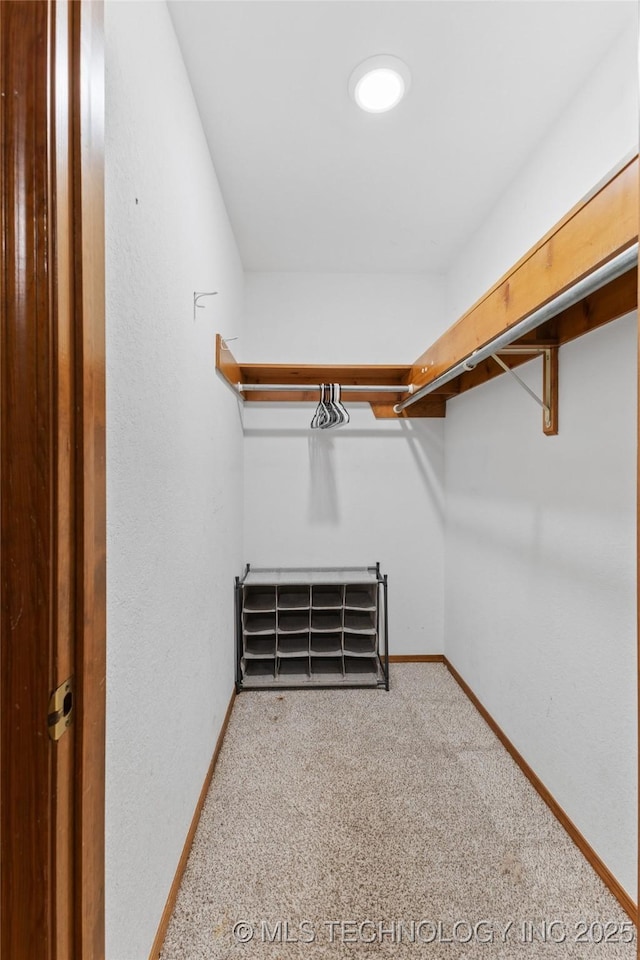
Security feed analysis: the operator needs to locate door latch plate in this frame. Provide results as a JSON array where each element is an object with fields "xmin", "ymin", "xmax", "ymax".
[{"xmin": 48, "ymin": 677, "xmax": 74, "ymax": 741}]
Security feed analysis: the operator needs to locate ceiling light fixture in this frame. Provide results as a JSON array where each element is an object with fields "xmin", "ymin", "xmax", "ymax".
[{"xmin": 349, "ymin": 55, "xmax": 411, "ymax": 113}]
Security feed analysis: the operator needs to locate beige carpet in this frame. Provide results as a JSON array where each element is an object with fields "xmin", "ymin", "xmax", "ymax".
[{"xmin": 160, "ymin": 664, "xmax": 635, "ymax": 959}]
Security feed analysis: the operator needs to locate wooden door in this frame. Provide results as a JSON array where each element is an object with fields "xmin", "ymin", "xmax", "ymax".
[{"xmin": 0, "ymin": 2, "xmax": 105, "ymax": 958}]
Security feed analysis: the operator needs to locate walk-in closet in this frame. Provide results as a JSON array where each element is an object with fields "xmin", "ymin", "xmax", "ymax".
[
  {"xmin": 104, "ymin": 3, "xmax": 638, "ymax": 958},
  {"xmin": 1, "ymin": 1, "xmax": 637, "ymax": 958}
]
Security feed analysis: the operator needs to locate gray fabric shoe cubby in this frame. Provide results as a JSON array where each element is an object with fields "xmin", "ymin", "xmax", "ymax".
[{"xmin": 235, "ymin": 564, "xmax": 389, "ymax": 690}]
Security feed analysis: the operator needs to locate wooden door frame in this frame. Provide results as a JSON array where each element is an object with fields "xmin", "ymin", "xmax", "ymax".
[{"xmin": 0, "ymin": 2, "xmax": 105, "ymax": 958}]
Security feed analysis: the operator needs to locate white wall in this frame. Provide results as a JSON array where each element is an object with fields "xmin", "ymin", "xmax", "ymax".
[
  {"xmin": 242, "ymin": 273, "xmax": 446, "ymax": 654},
  {"xmin": 446, "ymin": 26, "xmax": 638, "ymax": 322},
  {"xmin": 105, "ymin": 3, "xmax": 244, "ymax": 958},
  {"xmin": 444, "ymin": 24, "xmax": 638, "ymax": 900}
]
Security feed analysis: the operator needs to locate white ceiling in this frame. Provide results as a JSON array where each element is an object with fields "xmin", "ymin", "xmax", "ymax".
[{"xmin": 168, "ymin": 1, "xmax": 636, "ymax": 273}]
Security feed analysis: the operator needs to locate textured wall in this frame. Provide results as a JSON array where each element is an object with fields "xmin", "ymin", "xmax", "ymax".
[
  {"xmin": 105, "ymin": 2, "xmax": 244, "ymax": 957},
  {"xmin": 242, "ymin": 273, "xmax": 447, "ymax": 655},
  {"xmin": 446, "ymin": 26, "xmax": 639, "ymax": 322},
  {"xmin": 443, "ymin": 24, "xmax": 638, "ymax": 900}
]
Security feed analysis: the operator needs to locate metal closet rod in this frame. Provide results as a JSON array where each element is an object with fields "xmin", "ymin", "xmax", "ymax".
[
  {"xmin": 237, "ymin": 383, "xmax": 414, "ymax": 394},
  {"xmin": 393, "ymin": 242, "xmax": 639, "ymax": 414}
]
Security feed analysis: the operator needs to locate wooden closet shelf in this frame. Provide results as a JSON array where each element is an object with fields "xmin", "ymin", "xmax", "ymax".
[
  {"xmin": 215, "ymin": 337, "xmax": 450, "ymax": 417},
  {"xmin": 215, "ymin": 154, "xmax": 638, "ymax": 428}
]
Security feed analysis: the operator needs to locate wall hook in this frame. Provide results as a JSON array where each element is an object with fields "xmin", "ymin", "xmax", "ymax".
[{"xmin": 193, "ymin": 291, "xmax": 218, "ymax": 321}]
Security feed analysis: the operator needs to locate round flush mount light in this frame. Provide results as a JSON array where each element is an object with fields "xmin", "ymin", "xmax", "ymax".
[{"xmin": 349, "ymin": 55, "xmax": 411, "ymax": 113}]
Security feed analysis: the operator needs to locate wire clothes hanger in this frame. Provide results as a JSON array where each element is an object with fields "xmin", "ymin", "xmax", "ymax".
[
  {"xmin": 330, "ymin": 384, "xmax": 349, "ymax": 428},
  {"xmin": 310, "ymin": 384, "xmax": 350, "ymax": 430},
  {"xmin": 310, "ymin": 383, "xmax": 328, "ymax": 428}
]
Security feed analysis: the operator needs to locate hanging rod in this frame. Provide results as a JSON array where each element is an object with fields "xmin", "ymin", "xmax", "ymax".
[
  {"xmin": 237, "ymin": 383, "xmax": 414, "ymax": 394},
  {"xmin": 393, "ymin": 242, "xmax": 638, "ymax": 414}
]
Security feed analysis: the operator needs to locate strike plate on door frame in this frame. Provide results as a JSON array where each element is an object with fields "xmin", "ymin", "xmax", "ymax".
[{"xmin": 47, "ymin": 676, "xmax": 74, "ymax": 741}]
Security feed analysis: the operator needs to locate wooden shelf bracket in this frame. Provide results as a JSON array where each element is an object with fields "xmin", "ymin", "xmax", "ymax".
[{"xmin": 493, "ymin": 345, "xmax": 558, "ymax": 436}]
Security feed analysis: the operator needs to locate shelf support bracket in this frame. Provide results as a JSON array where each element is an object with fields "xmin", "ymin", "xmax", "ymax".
[{"xmin": 492, "ymin": 345, "xmax": 558, "ymax": 435}]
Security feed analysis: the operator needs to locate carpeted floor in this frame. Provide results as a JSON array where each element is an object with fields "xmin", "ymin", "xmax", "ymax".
[{"xmin": 159, "ymin": 664, "xmax": 635, "ymax": 959}]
